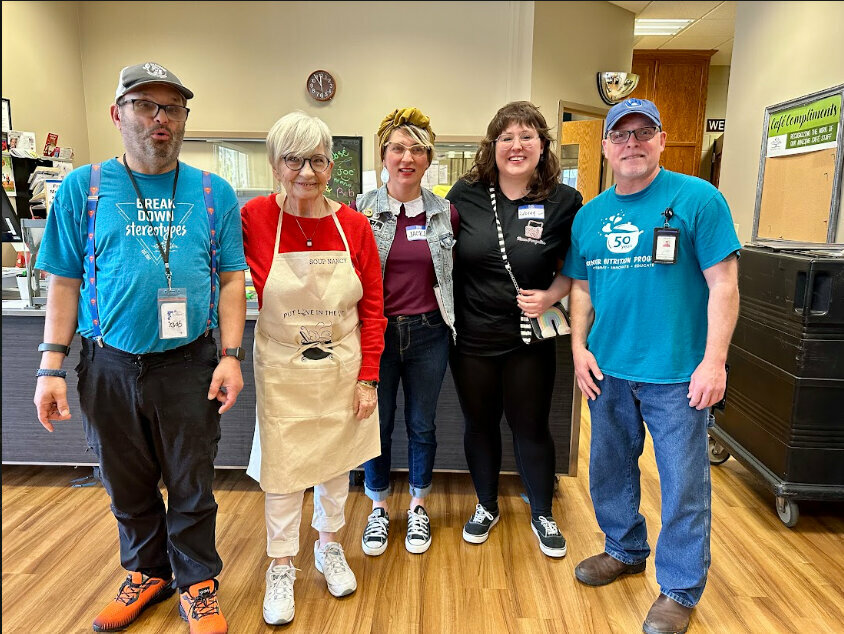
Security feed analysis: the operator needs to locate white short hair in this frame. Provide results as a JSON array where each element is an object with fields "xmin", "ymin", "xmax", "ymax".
[{"xmin": 266, "ymin": 111, "xmax": 333, "ymax": 166}]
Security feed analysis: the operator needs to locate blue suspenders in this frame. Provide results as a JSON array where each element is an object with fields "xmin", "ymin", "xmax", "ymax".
[{"xmin": 85, "ymin": 164, "xmax": 219, "ymax": 345}]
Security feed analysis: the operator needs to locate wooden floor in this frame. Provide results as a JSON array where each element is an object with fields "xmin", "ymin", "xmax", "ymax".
[{"xmin": 3, "ymin": 405, "xmax": 844, "ymax": 634}]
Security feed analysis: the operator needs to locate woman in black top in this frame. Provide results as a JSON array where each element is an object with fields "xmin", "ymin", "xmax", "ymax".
[{"xmin": 446, "ymin": 101, "xmax": 582, "ymax": 558}]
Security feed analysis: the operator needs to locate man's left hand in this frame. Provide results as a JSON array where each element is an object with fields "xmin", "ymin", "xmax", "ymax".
[
  {"xmin": 207, "ymin": 357, "xmax": 244, "ymax": 414},
  {"xmin": 688, "ymin": 358, "xmax": 726, "ymax": 410}
]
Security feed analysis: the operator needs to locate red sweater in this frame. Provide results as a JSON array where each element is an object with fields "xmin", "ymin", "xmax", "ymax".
[{"xmin": 241, "ymin": 194, "xmax": 386, "ymax": 380}]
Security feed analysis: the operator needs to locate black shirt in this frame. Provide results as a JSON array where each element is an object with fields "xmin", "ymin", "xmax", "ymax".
[{"xmin": 447, "ymin": 179, "xmax": 582, "ymax": 355}]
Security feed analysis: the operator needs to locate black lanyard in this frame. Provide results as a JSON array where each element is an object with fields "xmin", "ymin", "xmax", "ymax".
[{"xmin": 121, "ymin": 154, "xmax": 180, "ymax": 289}]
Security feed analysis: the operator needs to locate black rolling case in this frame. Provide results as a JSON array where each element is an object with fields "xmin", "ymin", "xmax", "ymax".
[{"xmin": 709, "ymin": 245, "xmax": 844, "ymax": 526}]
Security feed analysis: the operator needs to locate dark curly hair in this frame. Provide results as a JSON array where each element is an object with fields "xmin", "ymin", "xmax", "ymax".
[{"xmin": 462, "ymin": 101, "xmax": 561, "ymax": 202}]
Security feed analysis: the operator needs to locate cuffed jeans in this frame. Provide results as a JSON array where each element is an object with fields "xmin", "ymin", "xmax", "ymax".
[
  {"xmin": 587, "ymin": 373, "xmax": 711, "ymax": 608},
  {"xmin": 77, "ymin": 335, "xmax": 223, "ymax": 588},
  {"xmin": 364, "ymin": 310, "xmax": 450, "ymax": 501}
]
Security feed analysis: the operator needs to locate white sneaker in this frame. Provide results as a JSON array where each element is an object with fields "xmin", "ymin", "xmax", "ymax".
[
  {"xmin": 263, "ymin": 561, "xmax": 296, "ymax": 625},
  {"xmin": 314, "ymin": 541, "xmax": 357, "ymax": 597}
]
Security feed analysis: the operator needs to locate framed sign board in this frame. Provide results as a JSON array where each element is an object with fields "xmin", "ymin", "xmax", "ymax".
[
  {"xmin": 752, "ymin": 84, "xmax": 844, "ymax": 246},
  {"xmin": 327, "ymin": 136, "xmax": 362, "ymax": 205}
]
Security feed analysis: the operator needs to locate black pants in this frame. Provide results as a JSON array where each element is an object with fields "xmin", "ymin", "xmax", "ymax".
[
  {"xmin": 450, "ymin": 339, "xmax": 557, "ymax": 517},
  {"xmin": 77, "ymin": 335, "xmax": 223, "ymax": 587}
]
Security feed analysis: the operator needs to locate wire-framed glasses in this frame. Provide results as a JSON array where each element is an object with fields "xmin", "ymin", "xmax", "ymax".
[{"xmin": 384, "ymin": 142, "xmax": 429, "ymax": 157}]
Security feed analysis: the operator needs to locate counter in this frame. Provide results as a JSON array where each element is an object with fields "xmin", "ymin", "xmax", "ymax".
[{"xmin": 2, "ymin": 302, "xmax": 579, "ymax": 474}]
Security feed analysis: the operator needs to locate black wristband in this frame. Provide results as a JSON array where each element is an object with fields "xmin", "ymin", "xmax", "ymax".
[
  {"xmin": 36, "ymin": 368, "xmax": 68, "ymax": 379},
  {"xmin": 38, "ymin": 343, "xmax": 71, "ymax": 356}
]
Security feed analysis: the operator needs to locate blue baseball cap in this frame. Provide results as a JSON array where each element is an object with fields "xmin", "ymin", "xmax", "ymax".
[{"xmin": 604, "ymin": 98, "xmax": 661, "ymax": 135}]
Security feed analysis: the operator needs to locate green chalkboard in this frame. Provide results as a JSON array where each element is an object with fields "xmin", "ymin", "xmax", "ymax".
[{"xmin": 326, "ymin": 136, "xmax": 363, "ymax": 205}]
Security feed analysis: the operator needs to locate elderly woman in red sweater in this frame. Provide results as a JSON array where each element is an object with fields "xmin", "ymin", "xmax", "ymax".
[{"xmin": 241, "ymin": 111, "xmax": 385, "ymax": 626}]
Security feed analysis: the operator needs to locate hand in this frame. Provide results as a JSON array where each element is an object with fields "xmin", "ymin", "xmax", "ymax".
[
  {"xmin": 34, "ymin": 377, "xmax": 72, "ymax": 432},
  {"xmin": 517, "ymin": 289, "xmax": 557, "ymax": 318},
  {"xmin": 572, "ymin": 346, "xmax": 603, "ymax": 400},
  {"xmin": 353, "ymin": 382, "xmax": 377, "ymax": 420},
  {"xmin": 207, "ymin": 357, "xmax": 244, "ymax": 414},
  {"xmin": 688, "ymin": 358, "xmax": 726, "ymax": 410}
]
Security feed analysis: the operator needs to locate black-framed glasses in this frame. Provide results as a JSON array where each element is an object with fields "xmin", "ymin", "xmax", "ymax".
[
  {"xmin": 384, "ymin": 142, "xmax": 429, "ymax": 157},
  {"xmin": 283, "ymin": 154, "xmax": 332, "ymax": 173},
  {"xmin": 118, "ymin": 98, "xmax": 190, "ymax": 122},
  {"xmin": 606, "ymin": 126, "xmax": 659, "ymax": 144}
]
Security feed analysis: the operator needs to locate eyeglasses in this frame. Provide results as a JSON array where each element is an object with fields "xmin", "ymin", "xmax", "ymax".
[
  {"xmin": 282, "ymin": 154, "xmax": 332, "ymax": 173},
  {"xmin": 494, "ymin": 133, "xmax": 539, "ymax": 148},
  {"xmin": 606, "ymin": 126, "xmax": 659, "ymax": 144},
  {"xmin": 118, "ymin": 99, "xmax": 190, "ymax": 122},
  {"xmin": 384, "ymin": 142, "xmax": 429, "ymax": 157}
]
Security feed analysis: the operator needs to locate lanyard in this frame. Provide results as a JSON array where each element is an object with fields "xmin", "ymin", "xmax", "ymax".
[{"xmin": 121, "ymin": 154, "xmax": 180, "ymax": 289}]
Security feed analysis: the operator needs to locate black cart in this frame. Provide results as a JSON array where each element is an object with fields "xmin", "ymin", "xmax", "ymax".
[{"xmin": 709, "ymin": 245, "xmax": 844, "ymax": 527}]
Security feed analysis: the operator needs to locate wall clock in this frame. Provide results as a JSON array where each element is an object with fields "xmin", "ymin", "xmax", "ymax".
[{"xmin": 307, "ymin": 70, "xmax": 336, "ymax": 102}]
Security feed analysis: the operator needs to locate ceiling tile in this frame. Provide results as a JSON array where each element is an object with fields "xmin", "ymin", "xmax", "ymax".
[
  {"xmin": 608, "ymin": 1, "xmax": 652, "ymax": 14},
  {"xmin": 706, "ymin": 1, "xmax": 736, "ymax": 21},
  {"xmin": 638, "ymin": 1, "xmax": 722, "ymax": 19},
  {"xmin": 676, "ymin": 18, "xmax": 735, "ymax": 41},
  {"xmin": 634, "ymin": 34, "xmax": 674, "ymax": 48},
  {"xmin": 664, "ymin": 32, "xmax": 722, "ymax": 48}
]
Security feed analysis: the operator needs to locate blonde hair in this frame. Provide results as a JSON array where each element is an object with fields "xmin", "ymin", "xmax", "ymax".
[
  {"xmin": 381, "ymin": 124, "xmax": 434, "ymax": 163},
  {"xmin": 266, "ymin": 111, "xmax": 333, "ymax": 166}
]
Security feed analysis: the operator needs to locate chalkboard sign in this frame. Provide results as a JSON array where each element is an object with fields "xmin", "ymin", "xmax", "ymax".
[{"xmin": 326, "ymin": 136, "xmax": 362, "ymax": 205}]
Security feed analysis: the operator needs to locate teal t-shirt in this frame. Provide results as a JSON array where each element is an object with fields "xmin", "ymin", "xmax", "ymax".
[
  {"xmin": 562, "ymin": 168, "xmax": 740, "ymax": 383},
  {"xmin": 37, "ymin": 159, "xmax": 247, "ymax": 354}
]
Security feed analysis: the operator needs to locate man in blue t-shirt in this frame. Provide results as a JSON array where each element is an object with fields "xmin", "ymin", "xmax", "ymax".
[
  {"xmin": 33, "ymin": 62, "xmax": 246, "ymax": 633},
  {"xmin": 562, "ymin": 98, "xmax": 740, "ymax": 634}
]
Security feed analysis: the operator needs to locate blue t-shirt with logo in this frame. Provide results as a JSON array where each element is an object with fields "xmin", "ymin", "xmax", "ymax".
[
  {"xmin": 37, "ymin": 158, "xmax": 247, "ymax": 354},
  {"xmin": 562, "ymin": 168, "xmax": 740, "ymax": 383}
]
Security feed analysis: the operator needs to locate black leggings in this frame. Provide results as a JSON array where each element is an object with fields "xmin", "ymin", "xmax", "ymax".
[{"xmin": 450, "ymin": 339, "xmax": 557, "ymax": 517}]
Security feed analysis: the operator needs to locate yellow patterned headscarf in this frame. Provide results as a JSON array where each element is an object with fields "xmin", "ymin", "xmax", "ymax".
[{"xmin": 377, "ymin": 107, "xmax": 436, "ymax": 148}]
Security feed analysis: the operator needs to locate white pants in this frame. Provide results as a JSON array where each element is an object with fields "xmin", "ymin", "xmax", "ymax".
[{"xmin": 265, "ymin": 471, "xmax": 350, "ymax": 558}]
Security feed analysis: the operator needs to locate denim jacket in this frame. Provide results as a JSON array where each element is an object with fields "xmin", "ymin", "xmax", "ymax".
[{"xmin": 356, "ymin": 186, "xmax": 456, "ymax": 341}]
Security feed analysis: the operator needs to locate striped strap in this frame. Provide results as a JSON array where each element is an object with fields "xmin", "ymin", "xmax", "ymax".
[{"xmin": 489, "ymin": 187, "xmax": 531, "ymax": 344}]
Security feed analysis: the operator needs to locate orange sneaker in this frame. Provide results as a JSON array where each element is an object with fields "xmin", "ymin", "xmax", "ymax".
[
  {"xmin": 178, "ymin": 579, "xmax": 227, "ymax": 633},
  {"xmin": 92, "ymin": 572, "xmax": 175, "ymax": 631}
]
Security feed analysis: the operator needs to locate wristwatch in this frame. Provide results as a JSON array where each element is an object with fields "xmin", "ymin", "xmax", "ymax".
[
  {"xmin": 357, "ymin": 379, "xmax": 378, "ymax": 389},
  {"xmin": 222, "ymin": 347, "xmax": 246, "ymax": 361}
]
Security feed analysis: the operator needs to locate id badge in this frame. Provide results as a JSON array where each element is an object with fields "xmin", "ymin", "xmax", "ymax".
[
  {"xmin": 158, "ymin": 288, "xmax": 188, "ymax": 339},
  {"xmin": 652, "ymin": 227, "xmax": 680, "ymax": 264}
]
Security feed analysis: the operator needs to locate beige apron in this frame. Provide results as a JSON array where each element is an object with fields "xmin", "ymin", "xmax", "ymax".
[{"xmin": 245, "ymin": 208, "xmax": 380, "ymax": 494}]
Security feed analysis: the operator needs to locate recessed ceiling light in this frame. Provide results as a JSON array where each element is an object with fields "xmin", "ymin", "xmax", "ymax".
[{"xmin": 634, "ymin": 18, "xmax": 694, "ymax": 36}]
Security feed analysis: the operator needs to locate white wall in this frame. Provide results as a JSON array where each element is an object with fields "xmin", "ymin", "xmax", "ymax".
[
  {"xmin": 718, "ymin": 1, "xmax": 844, "ymax": 242},
  {"xmin": 1, "ymin": 1, "xmax": 90, "ymax": 165},
  {"xmin": 76, "ymin": 1, "xmax": 535, "ymax": 171}
]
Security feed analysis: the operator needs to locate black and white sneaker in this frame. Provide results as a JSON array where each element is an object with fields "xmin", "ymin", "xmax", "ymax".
[
  {"xmin": 462, "ymin": 503, "xmax": 500, "ymax": 544},
  {"xmin": 361, "ymin": 508, "xmax": 389, "ymax": 556},
  {"xmin": 405, "ymin": 506, "xmax": 431, "ymax": 554},
  {"xmin": 531, "ymin": 516, "xmax": 567, "ymax": 558}
]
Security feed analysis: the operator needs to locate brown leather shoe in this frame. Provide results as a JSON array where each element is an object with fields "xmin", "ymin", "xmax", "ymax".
[
  {"xmin": 642, "ymin": 594, "xmax": 693, "ymax": 634},
  {"xmin": 574, "ymin": 552, "xmax": 646, "ymax": 586}
]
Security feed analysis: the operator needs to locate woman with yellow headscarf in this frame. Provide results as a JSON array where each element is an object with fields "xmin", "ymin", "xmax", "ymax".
[{"xmin": 353, "ymin": 107, "xmax": 459, "ymax": 557}]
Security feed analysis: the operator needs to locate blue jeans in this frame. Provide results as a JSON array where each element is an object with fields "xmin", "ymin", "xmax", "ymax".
[
  {"xmin": 587, "ymin": 374, "xmax": 711, "ymax": 608},
  {"xmin": 364, "ymin": 310, "xmax": 450, "ymax": 501}
]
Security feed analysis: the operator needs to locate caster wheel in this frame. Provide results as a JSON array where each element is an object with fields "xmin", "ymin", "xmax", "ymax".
[
  {"xmin": 708, "ymin": 437, "xmax": 730, "ymax": 465},
  {"xmin": 776, "ymin": 496, "xmax": 799, "ymax": 528}
]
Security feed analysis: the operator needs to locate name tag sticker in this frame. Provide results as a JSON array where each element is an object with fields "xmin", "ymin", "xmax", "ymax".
[
  {"xmin": 158, "ymin": 287, "xmax": 188, "ymax": 339},
  {"xmin": 405, "ymin": 225, "xmax": 427, "ymax": 241},
  {"xmin": 518, "ymin": 204, "xmax": 545, "ymax": 220}
]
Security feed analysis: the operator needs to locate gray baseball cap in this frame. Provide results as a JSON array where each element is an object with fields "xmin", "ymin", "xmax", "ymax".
[{"xmin": 115, "ymin": 62, "xmax": 194, "ymax": 101}]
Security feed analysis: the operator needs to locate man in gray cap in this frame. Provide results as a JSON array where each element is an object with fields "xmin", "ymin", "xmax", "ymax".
[
  {"xmin": 34, "ymin": 62, "xmax": 246, "ymax": 633},
  {"xmin": 562, "ymin": 98, "xmax": 740, "ymax": 634}
]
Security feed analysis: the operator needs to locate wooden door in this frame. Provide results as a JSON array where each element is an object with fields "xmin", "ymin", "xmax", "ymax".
[{"xmin": 560, "ymin": 119, "xmax": 604, "ymax": 203}]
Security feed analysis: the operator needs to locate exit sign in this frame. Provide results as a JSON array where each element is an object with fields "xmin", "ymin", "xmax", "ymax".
[{"xmin": 706, "ymin": 119, "xmax": 725, "ymax": 132}]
